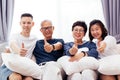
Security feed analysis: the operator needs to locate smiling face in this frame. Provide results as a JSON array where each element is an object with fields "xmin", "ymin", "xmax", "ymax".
[
  {"xmin": 20, "ymin": 17, "xmax": 34, "ymax": 36},
  {"xmin": 72, "ymin": 26, "xmax": 85, "ymax": 41},
  {"xmin": 90, "ymin": 24, "xmax": 102, "ymax": 41},
  {"xmin": 40, "ymin": 20, "xmax": 54, "ymax": 40}
]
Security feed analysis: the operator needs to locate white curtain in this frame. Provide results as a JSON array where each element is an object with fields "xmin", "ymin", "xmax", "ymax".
[
  {"xmin": 101, "ymin": 0, "xmax": 120, "ymax": 43},
  {"xmin": 0, "ymin": 0, "xmax": 14, "ymax": 43}
]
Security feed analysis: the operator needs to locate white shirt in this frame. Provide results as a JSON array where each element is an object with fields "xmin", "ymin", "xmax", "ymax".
[
  {"xmin": 95, "ymin": 35, "xmax": 120, "ymax": 58},
  {"xmin": 9, "ymin": 33, "xmax": 38, "ymax": 59}
]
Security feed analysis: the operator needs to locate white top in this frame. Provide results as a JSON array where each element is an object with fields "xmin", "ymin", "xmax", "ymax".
[
  {"xmin": 9, "ymin": 33, "xmax": 38, "ymax": 59},
  {"xmin": 95, "ymin": 35, "xmax": 120, "ymax": 58}
]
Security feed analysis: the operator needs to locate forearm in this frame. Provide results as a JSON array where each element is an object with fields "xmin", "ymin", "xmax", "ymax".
[
  {"xmin": 53, "ymin": 42, "xmax": 62, "ymax": 51},
  {"xmin": 10, "ymin": 41, "xmax": 20, "ymax": 54},
  {"xmin": 87, "ymin": 49, "xmax": 98, "ymax": 58},
  {"xmin": 69, "ymin": 48, "xmax": 77, "ymax": 55},
  {"xmin": 69, "ymin": 52, "xmax": 85, "ymax": 61}
]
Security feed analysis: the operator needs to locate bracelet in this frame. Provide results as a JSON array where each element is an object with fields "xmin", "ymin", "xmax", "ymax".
[
  {"xmin": 81, "ymin": 51, "xmax": 86, "ymax": 57},
  {"xmin": 52, "ymin": 44, "xmax": 55, "ymax": 51}
]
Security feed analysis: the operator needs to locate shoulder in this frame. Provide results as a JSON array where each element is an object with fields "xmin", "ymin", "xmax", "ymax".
[
  {"xmin": 64, "ymin": 42, "xmax": 73, "ymax": 46},
  {"xmin": 36, "ymin": 39, "xmax": 44, "ymax": 43},
  {"xmin": 29, "ymin": 35, "xmax": 38, "ymax": 41},
  {"xmin": 10, "ymin": 33, "xmax": 20, "ymax": 38},
  {"xmin": 35, "ymin": 40, "xmax": 44, "ymax": 46},
  {"xmin": 53, "ymin": 38, "xmax": 64, "ymax": 43},
  {"xmin": 54, "ymin": 38, "xmax": 64, "ymax": 41},
  {"xmin": 84, "ymin": 41, "xmax": 96, "ymax": 46},
  {"xmin": 104, "ymin": 35, "xmax": 116, "ymax": 42},
  {"xmin": 105, "ymin": 35, "xmax": 115, "ymax": 39},
  {"xmin": 9, "ymin": 33, "xmax": 21, "ymax": 41}
]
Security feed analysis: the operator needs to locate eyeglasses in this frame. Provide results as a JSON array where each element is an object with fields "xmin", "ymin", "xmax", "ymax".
[
  {"xmin": 41, "ymin": 26, "xmax": 52, "ymax": 31},
  {"xmin": 73, "ymin": 29, "xmax": 84, "ymax": 33}
]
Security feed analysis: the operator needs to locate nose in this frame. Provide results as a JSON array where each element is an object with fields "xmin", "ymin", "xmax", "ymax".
[{"xmin": 24, "ymin": 23, "xmax": 28, "ymax": 26}]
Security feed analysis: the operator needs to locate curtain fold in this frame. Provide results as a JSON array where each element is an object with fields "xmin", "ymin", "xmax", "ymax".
[
  {"xmin": 0, "ymin": 0, "xmax": 14, "ymax": 43},
  {"xmin": 101, "ymin": 0, "xmax": 120, "ymax": 43}
]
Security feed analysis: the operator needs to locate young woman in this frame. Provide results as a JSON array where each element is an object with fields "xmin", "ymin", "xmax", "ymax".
[{"xmin": 89, "ymin": 19, "xmax": 120, "ymax": 80}]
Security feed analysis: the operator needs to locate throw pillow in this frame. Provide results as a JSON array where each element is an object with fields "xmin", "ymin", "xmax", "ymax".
[
  {"xmin": 1, "ymin": 53, "xmax": 42, "ymax": 79},
  {"xmin": 57, "ymin": 56, "xmax": 99, "ymax": 75},
  {"xmin": 98, "ymin": 55, "xmax": 120, "ymax": 75}
]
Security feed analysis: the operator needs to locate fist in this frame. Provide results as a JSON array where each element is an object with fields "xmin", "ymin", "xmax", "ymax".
[{"xmin": 44, "ymin": 39, "xmax": 53, "ymax": 53}]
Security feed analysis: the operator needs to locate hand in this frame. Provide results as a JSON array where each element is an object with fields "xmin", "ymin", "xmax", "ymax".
[
  {"xmin": 69, "ymin": 56, "xmax": 78, "ymax": 62},
  {"xmin": 69, "ymin": 40, "xmax": 78, "ymax": 55},
  {"xmin": 9, "ymin": 72, "xmax": 22, "ymax": 80},
  {"xmin": 97, "ymin": 41, "xmax": 106, "ymax": 53},
  {"xmin": 69, "ymin": 54, "xmax": 80, "ymax": 62},
  {"xmin": 4, "ymin": 46, "xmax": 11, "ymax": 53},
  {"xmin": 19, "ymin": 43, "xmax": 27, "ymax": 56},
  {"xmin": 44, "ymin": 38, "xmax": 53, "ymax": 53},
  {"xmin": 69, "ymin": 53, "xmax": 84, "ymax": 62}
]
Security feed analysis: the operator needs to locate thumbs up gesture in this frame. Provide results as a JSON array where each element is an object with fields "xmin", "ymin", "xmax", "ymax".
[
  {"xmin": 4, "ymin": 46, "xmax": 11, "ymax": 53},
  {"xmin": 97, "ymin": 41, "xmax": 106, "ymax": 53},
  {"xmin": 69, "ymin": 40, "xmax": 78, "ymax": 55},
  {"xmin": 44, "ymin": 38, "xmax": 53, "ymax": 53},
  {"xmin": 19, "ymin": 42, "xmax": 27, "ymax": 56}
]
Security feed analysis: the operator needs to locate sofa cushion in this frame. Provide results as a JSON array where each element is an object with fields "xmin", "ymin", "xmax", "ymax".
[
  {"xmin": 1, "ymin": 53, "xmax": 42, "ymax": 79},
  {"xmin": 57, "ymin": 56, "xmax": 99, "ymax": 75},
  {"xmin": 98, "ymin": 55, "xmax": 120, "ymax": 75}
]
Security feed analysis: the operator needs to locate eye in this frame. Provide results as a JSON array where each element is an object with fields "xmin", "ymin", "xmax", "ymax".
[{"xmin": 27, "ymin": 22, "xmax": 31, "ymax": 24}]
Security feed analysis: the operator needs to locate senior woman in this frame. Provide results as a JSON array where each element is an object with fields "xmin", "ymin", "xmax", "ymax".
[{"xmin": 64, "ymin": 21, "xmax": 98, "ymax": 80}]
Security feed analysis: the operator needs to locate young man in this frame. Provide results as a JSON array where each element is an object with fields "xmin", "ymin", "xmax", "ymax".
[
  {"xmin": 33, "ymin": 20, "xmax": 65, "ymax": 80},
  {"xmin": 0, "ymin": 13, "xmax": 37, "ymax": 80}
]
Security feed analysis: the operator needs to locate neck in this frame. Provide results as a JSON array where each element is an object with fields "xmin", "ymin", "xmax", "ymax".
[
  {"xmin": 20, "ymin": 32, "xmax": 30, "ymax": 37},
  {"xmin": 98, "ymin": 37, "xmax": 103, "ymax": 42},
  {"xmin": 45, "ymin": 37, "xmax": 52, "ymax": 40},
  {"xmin": 75, "ymin": 39, "xmax": 83, "ymax": 44}
]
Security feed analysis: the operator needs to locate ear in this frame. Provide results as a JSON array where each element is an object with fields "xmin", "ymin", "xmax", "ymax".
[
  {"xmin": 32, "ymin": 22, "xmax": 34, "ymax": 27},
  {"xmin": 52, "ymin": 26, "xmax": 54, "ymax": 30},
  {"xmin": 40, "ymin": 28, "xmax": 42, "ymax": 32},
  {"xmin": 20, "ymin": 22, "xmax": 21, "ymax": 25}
]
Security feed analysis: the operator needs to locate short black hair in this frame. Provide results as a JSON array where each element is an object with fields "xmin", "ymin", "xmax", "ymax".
[
  {"xmin": 89, "ymin": 19, "xmax": 108, "ymax": 41},
  {"xmin": 21, "ymin": 13, "xmax": 33, "ymax": 19},
  {"xmin": 72, "ymin": 21, "xmax": 87, "ymax": 34}
]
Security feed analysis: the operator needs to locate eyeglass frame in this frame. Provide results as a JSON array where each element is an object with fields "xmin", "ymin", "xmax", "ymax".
[
  {"xmin": 73, "ymin": 29, "xmax": 85, "ymax": 33},
  {"xmin": 41, "ymin": 26, "xmax": 53, "ymax": 31}
]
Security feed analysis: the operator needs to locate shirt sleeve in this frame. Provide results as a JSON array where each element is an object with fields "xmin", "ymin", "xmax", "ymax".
[
  {"xmin": 103, "ymin": 35, "xmax": 117, "ymax": 50},
  {"xmin": 64, "ymin": 42, "xmax": 73, "ymax": 56},
  {"xmin": 87, "ymin": 42, "xmax": 98, "ymax": 59}
]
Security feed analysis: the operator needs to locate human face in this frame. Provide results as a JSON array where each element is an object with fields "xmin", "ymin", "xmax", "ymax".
[
  {"xmin": 20, "ymin": 17, "xmax": 34, "ymax": 34},
  {"xmin": 90, "ymin": 24, "xmax": 102, "ymax": 40},
  {"xmin": 40, "ymin": 21, "xmax": 54, "ymax": 40},
  {"xmin": 72, "ymin": 26, "xmax": 85, "ymax": 40}
]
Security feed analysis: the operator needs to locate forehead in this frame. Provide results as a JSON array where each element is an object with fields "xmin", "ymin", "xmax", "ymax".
[
  {"xmin": 74, "ymin": 26, "xmax": 84, "ymax": 29},
  {"xmin": 91, "ymin": 24, "xmax": 101, "ymax": 29},
  {"xmin": 41, "ymin": 21, "xmax": 52, "ymax": 27},
  {"xmin": 21, "ymin": 17, "xmax": 32, "ymax": 22}
]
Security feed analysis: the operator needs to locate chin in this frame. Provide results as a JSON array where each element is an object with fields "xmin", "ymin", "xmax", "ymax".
[{"xmin": 75, "ymin": 38, "xmax": 82, "ymax": 40}]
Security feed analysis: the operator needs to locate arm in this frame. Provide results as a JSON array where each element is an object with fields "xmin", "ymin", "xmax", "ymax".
[
  {"xmin": 103, "ymin": 35, "xmax": 117, "ymax": 49},
  {"xmin": 64, "ymin": 42, "xmax": 75, "ymax": 56},
  {"xmin": 87, "ymin": 42, "xmax": 98, "ymax": 58},
  {"xmin": 10, "ymin": 41, "xmax": 20, "ymax": 54},
  {"xmin": 53, "ymin": 42, "xmax": 62, "ymax": 51},
  {"xmin": 10, "ymin": 41, "xmax": 27, "ymax": 56},
  {"xmin": 44, "ymin": 38, "xmax": 53, "ymax": 53},
  {"xmin": 69, "ymin": 43, "xmax": 78, "ymax": 56},
  {"xmin": 44, "ymin": 39, "xmax": 64, "ymax": 53},
  {"xmin": 53, "ymin": 39, "xmax": 64, "ymax": 51},
  {"xmin": 69, "ymin": 51, "xmax": 86, "ymax": 62},
  {"xmin": 98, "ymin": 35, "xmax": 116, "ymax": 53}
]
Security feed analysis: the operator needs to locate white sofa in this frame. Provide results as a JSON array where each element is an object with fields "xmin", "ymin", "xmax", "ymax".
[{"xmin": 0, "ymin": 42, "xmax": 7, "ymax": 66}]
